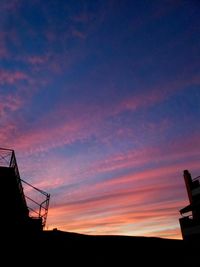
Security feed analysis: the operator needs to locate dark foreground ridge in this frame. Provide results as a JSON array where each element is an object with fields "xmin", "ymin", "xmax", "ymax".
[{"xmin": 7, "ymin": 230, "xmax": 199, "ymax": 266}]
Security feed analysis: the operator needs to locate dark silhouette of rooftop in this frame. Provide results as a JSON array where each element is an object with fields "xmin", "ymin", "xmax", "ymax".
[
  {"xmin": 0, "ymin": 147, "xmax": 50, "ymax": 233},
  {"xmin": 179, "ymin": 170, "xmax": 200, "ymax": 240}
]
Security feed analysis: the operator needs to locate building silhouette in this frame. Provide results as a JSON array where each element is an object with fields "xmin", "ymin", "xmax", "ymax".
[
  {"xmin": 0, "ymin": 148, "xmax": 50, "ymax": 233},
  {"xmin": 179, "ymin": 170, "xmax": 200, "ymax": 240}
]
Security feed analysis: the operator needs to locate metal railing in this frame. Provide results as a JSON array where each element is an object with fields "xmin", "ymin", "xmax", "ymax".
[
  {"xmin": 21, "ymin": 179, "xmax": 50, "ymax": 228},
  {"xmin": 0, "ymin": 147, "xmax": 14, "ymax": 167},
  {"xmin": 193, "ymin": 175, "xmax": 200, "ymax": 183}
]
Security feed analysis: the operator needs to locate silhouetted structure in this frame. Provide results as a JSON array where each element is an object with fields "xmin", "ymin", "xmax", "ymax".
[
  {"xmin": 179, "ymin": 170, "xmax": 200, "ymax": 240},
  {"xmin": 0, "ymin": 148, "xmax": 50, "ymax": 233}
]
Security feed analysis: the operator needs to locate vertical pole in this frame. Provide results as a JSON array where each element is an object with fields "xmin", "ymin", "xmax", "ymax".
[{"xmin": 183, "ymin": 170, "xmax": 193, "ymax": 204}]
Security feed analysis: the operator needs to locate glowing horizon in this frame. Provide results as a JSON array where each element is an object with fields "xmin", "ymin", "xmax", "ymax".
[{"xmin": 1, "ymin": 0, "xmax": 200, "ymax": 239}]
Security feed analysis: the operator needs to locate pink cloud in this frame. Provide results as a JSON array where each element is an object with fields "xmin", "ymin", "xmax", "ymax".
[
  {"xmin": 0, "ymin": 101, "xmax": 89, "ymax": 155},
  {"xmin": 0, "ymin": 94, "xmax": 23, "ymax": 115},
  {"xmin": 0, "ymin": 62, "xmax": 196, "ymax": 156},
  {"xmin": 95, "ymin": 160, "xmax": 199, "ymax": 192},
  {"xmin": 119, "ymin": 73, "xmax": 199, "ymax": 114},
  {"xmin": 51, "ymin": 196, "xmax": 183, "ymax": 237},
  {"xmin": 33, "ymin": 154, "xmax": 187, "ymax": 237},
  {"xmin": 0, "ymin": 70, "xmax": 29, "ymax": 85},
  {"xmin": 2, "ymin": 75, "xmax": 199, "ymax": 157},
  {"xmin": 47, "ymin": 193, "xmax": 184, "ymax": 238},
  {"xmin": 13, "ymin": 119, "xmax": 85, "ymax": 153},
  {"xmin": 0, "ymin": 68, "xmax": 198, "ymax": 167},
  {"xmin": 26, "ymin": 55, "xmax": 49, "ymax": 65},
  {"xmin": 78, "ymin": 131, "xmax": 200, "ymax": 182},
  {"xmin": 4, "ymin": 98, "xmax": 110, "ymax": 153},
  {"xmin": 115, "ymin": 90, "xmax": 166, "ymax": 114},
  {"xmin": 42, "ymin": 155, "xmax": 200, "ymax": 238},
  {"xmin": 71, "ymin": 29, "xmax": 87, "ymax": 39},
  {"xmin": 15, "ymin": 54, "xmax": 53, "ymax": 73},
  {"xmin": 47, "ymin": 171, "xmax": 182, "ymax": 214},
  {"xmin": 6, "ymin": 113, "xmax": 198, "ymax": 238},
  {"xmin": 0, "ymin": 123, "xmax": 18, "ymax": 143},
  {"xmin": 56, "ymin": 183, "xmax": 180, "ymax": 213}
]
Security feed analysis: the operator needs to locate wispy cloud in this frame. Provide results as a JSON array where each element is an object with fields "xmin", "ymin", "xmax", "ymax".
[
  {"xmin": 0, "ymin": 70, "xmax": 28, "ymax": 85},
  {"xmin": 47, "ymin": 193, "xmax": 184, "ymax": 238},
  {"xmin": 82, "ymin": 132, "xmax": 200, "ymax": 178},
  {"xmin": 2, "ymin": 71, "xmax": 199, "ymax": 155},
  {"xmin": 43, "ymin": 156, "xmax": 200, "ymax": 238},
  {"xmin": 0, "ymin": 93, "xmax": 23, "ymax": 114}
]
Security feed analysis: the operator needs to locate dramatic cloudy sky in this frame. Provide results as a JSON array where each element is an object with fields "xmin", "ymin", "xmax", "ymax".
[{"xmin": 0, "ymin": 0, "xmax": 200, "ymax": 239}]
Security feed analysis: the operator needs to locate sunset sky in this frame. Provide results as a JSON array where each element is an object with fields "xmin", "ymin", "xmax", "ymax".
[{"xmin": 1, "ymin": 0, "xmax": 200, "ymax": 239}]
